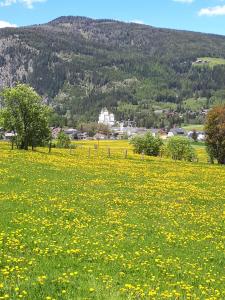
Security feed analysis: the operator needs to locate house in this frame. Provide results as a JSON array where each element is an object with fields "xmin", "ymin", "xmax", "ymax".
[
  {"xmin": 134, "ymin": 127, "xmax": 148, "ymax": 136},
  {"xmin": 187, "ymin": 130, "xmax": 206, "ymax": 141},
  {"xmin": 93, "ymin": 133, "xmax": 107, "ymax": 140},
  {"xmin": 64, "ymin": 128, "xmax": 78, "ymax": 139},
  {"xmin": 197, "ymin": 132, "xmax": 206, "ymax": 141},
  {"xmin": 4, "ymin": 132, "xmax": 17, "ymax": 140},
  {"xmin": 77, "ymin": 132, "xmax": 88, "ymax": 140},
  {"xmin": 168, "ymin": 128, "xmax": 186, "ymax": 138},
  {"xmin": 193, "ymin": 59, "xmax": 209, "ymax": 65}
]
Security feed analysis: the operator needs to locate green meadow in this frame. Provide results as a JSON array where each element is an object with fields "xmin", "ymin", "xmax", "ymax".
[{"xmin": 0, "ymin": 141, "xmax": 224, "ymax": 300}]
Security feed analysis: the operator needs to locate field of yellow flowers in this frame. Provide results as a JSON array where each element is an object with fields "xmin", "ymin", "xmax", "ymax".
[{"xmin": 0, "ymin": 141, "xmax": 224, "ymax": 300}]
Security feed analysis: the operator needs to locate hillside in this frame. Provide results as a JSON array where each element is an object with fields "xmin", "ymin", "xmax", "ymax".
[{"xmin": 1, "ymin": 16, "xmax": 225, "ymax": 127}]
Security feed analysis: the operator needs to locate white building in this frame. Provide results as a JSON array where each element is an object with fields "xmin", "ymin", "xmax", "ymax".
[
  {"xmin": 98, "ymin": 108, "xmax": 115, "ymax": 127},
  {"xmin": 4, "ymin": 132, "xmax": 17, "ymax": 140}
]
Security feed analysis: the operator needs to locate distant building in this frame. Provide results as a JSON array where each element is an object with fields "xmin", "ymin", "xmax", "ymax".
[
  {"xmin": 4, "ymin": 132, "xmax": 17, "ymax": 140},
  {"xmin": 93, "ymin": 133, "xmax": 107, "ymax": 140},
  {"xmin": 64, "ymin": 128, "xmax": 78, "ymax": 139},
  {"xmin": 192, "ymin": 59, "xmax": 209, "ymax": 65},
  {"xmin": 188, "ymin": 130, "xmax": 206, "ymax": 141},
  {"xmin": 98, "ymin": 108, "xmax": 115, "ymax": 127},
  {"xmin": 197, "ymin": 133, "xmax": 205, "ymax": 141},
  {"xmin": 77, "ymin": 132, "xmax": 88, "ymax": 140},
  {"xmin": 168, "ymin": 128, "xmax": 186, "ymax": 138}
]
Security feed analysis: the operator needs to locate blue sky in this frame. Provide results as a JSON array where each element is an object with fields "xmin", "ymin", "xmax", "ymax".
[{"xmin": 1, "ymin": 0, "xmax": 225, "ymax": 35}]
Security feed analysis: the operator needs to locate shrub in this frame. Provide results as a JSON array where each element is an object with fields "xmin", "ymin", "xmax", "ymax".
[
  {"xmin": 130, "ymin": 132, "xmax": 163, "ymax": 156},
  {"xmin": 166, "ymin": 136, "xmax": 197, "ymax": 162},
  {"xmin": 56, "ymin": 131, "xmax": 71, "ymax": 148}
]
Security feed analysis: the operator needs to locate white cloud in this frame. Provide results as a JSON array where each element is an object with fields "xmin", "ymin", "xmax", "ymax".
[
  {"xmin": 198, "ymin": 5, "xmax": 225, "ymax": 16},
  {"xmin": 173, "ymin": 0, "xmax": 194, "ymax": 3},
  {"xmin": 0, "ymin": 0, "xmax": 16, "ymax": 6},
  {"xmin": 0, "ymin": 20, "xmax": 17, "ymax": 28},
  {"xmin": 130, "ymin": 19, "xmax": 144, "ymax": 24},
  {"xmin": 0, "ymin": 0, "xmax": 47, "ymax": 9}
]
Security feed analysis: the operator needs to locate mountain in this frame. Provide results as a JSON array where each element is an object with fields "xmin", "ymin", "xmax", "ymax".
[{"xmin": 1, "ymin": 16, "xmax": 225, "ymax": 127}]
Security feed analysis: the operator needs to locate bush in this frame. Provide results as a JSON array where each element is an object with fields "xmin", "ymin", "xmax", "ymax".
[
  {"xmin": 166, "ymin": 136, "xmax": 197, "ymax": 162},
  {"xmin": 130, "ymin": 132, "xmax": 163, "ymax": 156},
  {"xmin": 56, "ymin": 131, "xmax": 71, "ymax": 148}
]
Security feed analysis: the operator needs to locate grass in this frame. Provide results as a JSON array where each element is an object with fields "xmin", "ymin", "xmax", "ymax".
[
  {"xmin": 0, "ymin": 141, "xmax": 224, "ymax": 299},
  {"xmin": 194, "ymin": 57, "xmax": 225, "ymax": 68},
  {"xmin": 182, "ymin": 124, "xmax": 204, "ymax": 132},
  {"xmin": 182, "ymin": 98, "xmax": 208, "ymax": 112}
]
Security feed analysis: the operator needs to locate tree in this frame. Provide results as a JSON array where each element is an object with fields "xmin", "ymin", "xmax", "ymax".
[
  {"xmin": 166, "ymin": 136, "xmax": 197, "ymax": 162},
  {"xmin": 79, "ymin": 122, "xmax": 110, "ymax": 137},
  {"xmin": 1, "ymin": 84, "xmax": 51, "ymax": 150},
  {"xmin": 205, "ymin": 105, "xmax": 225, "ymax": 164},
  {"xmin": 130, "ymin": 132, "xmax": 163, "ymax": 156}
]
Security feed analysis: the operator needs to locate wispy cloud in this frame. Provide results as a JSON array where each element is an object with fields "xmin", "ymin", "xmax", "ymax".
[
  {"xmin": 0, "ymin": 20, "xmax": 17, "ymax": 28},
  {"xmin": 198, "ymin": 5, "xmax": 225, "ymax": 16},
  {"xmin": 0, "ymin": 0, "xmax": 47, "ymax": 9},
  {"xmin": 173, "ymin": 0, "xmax": 194, "ymax": 3}
]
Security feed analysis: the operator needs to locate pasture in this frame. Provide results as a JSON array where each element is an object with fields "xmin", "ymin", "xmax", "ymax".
[{"xmin": 0, "ymin": 141, "xmax": 224, "ymax": 299}]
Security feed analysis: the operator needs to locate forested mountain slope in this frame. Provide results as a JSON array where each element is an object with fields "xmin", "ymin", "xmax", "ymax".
[{"xmin": 1, "ymin": 16, "xmax": 225, "ymax": 127}]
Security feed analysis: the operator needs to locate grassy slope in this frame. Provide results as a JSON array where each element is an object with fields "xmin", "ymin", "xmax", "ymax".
[
  {"xmin": 0, "ymin": 141, "xmax": 224, "ymax": 300},
  {"xmin": 196, "ymin": 57, "xmax": 225, "ymax": 68},
  {"xmin": 182, "ymin": 98, "xmax": 208, "ymax": 111},
  {"xmin": 182, "ymin": 124, "xmax": 205, "ymax": 131}
]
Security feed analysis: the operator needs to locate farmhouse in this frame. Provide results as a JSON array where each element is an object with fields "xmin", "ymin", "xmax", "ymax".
[
  {"xmin": 168, "ymin": 128, "xmax": 186, "ymax": 138},
  {"xmin": 193, "ymin": 59, "xmax": 209, "ymax": 65},
  {"xmin": 187, "ymin": 130, "xmax": 206, "ymax": 141},
  {"xmin": 4, "ymin": 132, "xmax": 17, "ymax": 140},
  {"xmin": 93, "ymin": 133, "xmax": 107, "ymax": 140}
]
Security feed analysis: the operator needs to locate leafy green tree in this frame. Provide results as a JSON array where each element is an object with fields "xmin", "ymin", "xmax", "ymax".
[
  {"xmin": 130, "ymin": 132, "xmax": 163, "ymax": 156},
  {"xmin": 166, "ymin": 136, "xmax": 197, "ymax": 162},
  {"xmin": 205, "ymin": 105, "xmax": 225, "ymax": 164},
  {"xmin": 1, "ymin": 84, "xmax": 51, "ymax": 150},
  {"xmin": 79, "ymin": 122, "xmax": 110, "ymax": 137},
  {"xmin": 56, "ymin": 131, "xmax": 71, "ymax": 148}
]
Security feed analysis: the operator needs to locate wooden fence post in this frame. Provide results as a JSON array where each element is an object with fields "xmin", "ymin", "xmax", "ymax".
[
  {"xmin": 88, "ymin": 147, "xmax": 91, "ymax": 158},
  {"xmin": 108, "ymin": 147, "xmax": 111, "ymax": 158},
  {"xmin": 48, "ymin": 142, "xmax": 52, "ymax": 153},
  {"xmin": 124, "ymin": 149, "xmax": 128, "ymax": 159},
  {"xmin": 141, "ymin": 151, "xmax": 144, "ymax": 160}
]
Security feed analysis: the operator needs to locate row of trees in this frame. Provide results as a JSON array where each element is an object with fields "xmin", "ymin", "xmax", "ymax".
[
  {"xmin": 130, "ymin": 105, "xmax": 225, "ymax": 164},
  {"xmin": 130, "ymin": 133, "xmax": 197, "ymax": 162},
  {"xmin": 0, "ymin": 84, "xmax": 225, "ymax": 164}
]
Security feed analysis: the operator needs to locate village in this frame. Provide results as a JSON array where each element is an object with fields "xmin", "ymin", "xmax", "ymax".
[{"xmin": 0, "ymin": 107, "xmax": 206, "ymax": 142}]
